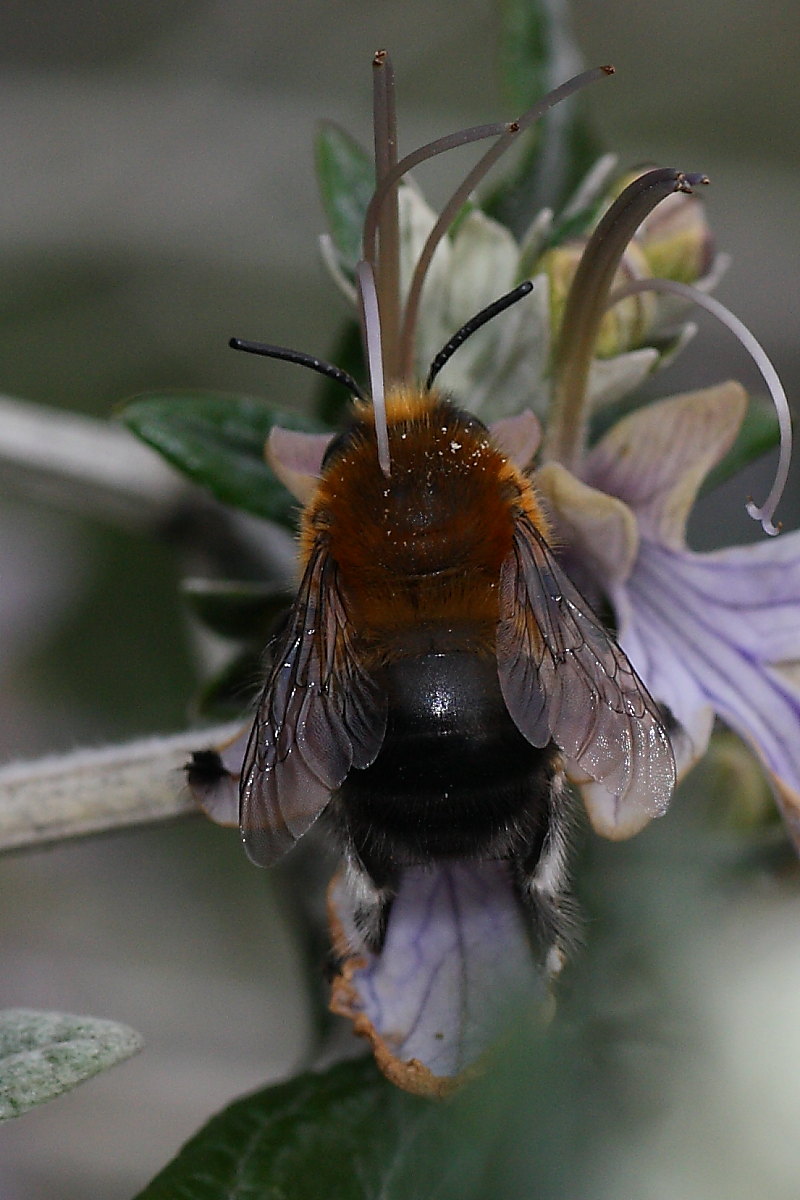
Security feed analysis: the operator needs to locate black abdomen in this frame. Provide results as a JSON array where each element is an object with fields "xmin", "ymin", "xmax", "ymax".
[{"xmin": 334, "ymin": 651, "xmax": 559, "ymax": 883}]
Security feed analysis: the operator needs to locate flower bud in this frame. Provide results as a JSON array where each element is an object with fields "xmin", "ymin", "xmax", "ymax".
[
  {"xmin": 541, "ymin": 237, "xmax": 657, "ymax": 358},
  {"xmin": 612, "ymin": 169, "xmax": 716, "ymax": 284}
]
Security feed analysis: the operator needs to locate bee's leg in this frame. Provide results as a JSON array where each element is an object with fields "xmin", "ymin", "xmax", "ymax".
[
  {"xmin": 342, "ymin": 850, "xmax": 397, "ymax": 954},
  {"xmin": 512, "ymin": 771, "xmax": 578, "ymax": 981},
  {"xmin": 324, "ymin": 799, "xmax": 398, "ymax": 954}
]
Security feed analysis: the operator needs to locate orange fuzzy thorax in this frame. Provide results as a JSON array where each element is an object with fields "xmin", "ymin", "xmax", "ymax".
[{"xmin": 301, "ymin": 388, "xmax": 548, "ymax": 655}]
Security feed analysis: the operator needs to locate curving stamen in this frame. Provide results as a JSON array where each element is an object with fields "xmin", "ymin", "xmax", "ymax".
[
  {"xmin": 362, "ymin": 119, "xmax": 509, "ymax": 271},
  {"xmin": 426, "ymin": 280, "xmax": 534, "ymax": 389},
  {"xmin": 544, "ymin": 168, "xmax": 709, "ymax": 472},
  {"xmin": 608, "ymin": 278, "xmax": 793, "ymax": 536},
  {"xmin": 371, "ymin": 50, "xmax": 401, "ymax": 381},
  {"xmin": 356, "ymin": 261, "xmax": 391, "ymax": 478},
  {"xmin": 229, "ymin": 338, "xmax": 366, "ymax": 401},
  {"xmin": 398, "ymin": 65, "xmax": 615, "ymax": 381}
]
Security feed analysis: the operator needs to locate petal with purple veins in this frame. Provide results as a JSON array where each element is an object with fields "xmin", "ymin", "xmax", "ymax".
[
  {"xmin": 584, "ymin": 382, "xmax": 747, "ymax": 548},
  {"xmin": 328, "ymin": 861, "xmax": 545, "ymax": 1097},
  {"xmin": 621, "ymin": 537, "xmax": 800, "ymax": 844},
  {"xmin": 611, "ymin": 578, "xmax": 715, "ymax": 778}
]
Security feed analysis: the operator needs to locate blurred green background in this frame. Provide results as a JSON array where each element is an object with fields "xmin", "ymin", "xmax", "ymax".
[{"xmin": 0, "ymin": 1, "xmax": 798, "ymax": 1196}]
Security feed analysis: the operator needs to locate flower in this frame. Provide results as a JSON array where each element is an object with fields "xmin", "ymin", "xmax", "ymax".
[
  {"xmin": 3, "ymin": 36, "xmax": 793, "ymax": 1116},
  {"xmin": 140, "ymin": 60, "xmax": 795, "ymax": 1095},
  {"xmin": 327, "ymin": 861, "xmax": 546, "ymax": 1096},
  {"xmin": 308, "ymin": 372, "xmax": 798, "ymax": 1095},
  {"xmin": 536, "ymin": 386, "xmax": 800, "ymax": 845},
  {"xmin": 306, "ymin": 81, "xmax": 796, "ymax": 1090}
]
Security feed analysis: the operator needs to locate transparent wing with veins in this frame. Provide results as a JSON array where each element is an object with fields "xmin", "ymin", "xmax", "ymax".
[
  {"xmin": 240, "ymin": 538, "xmax": 386, "ymax": 865},
  {"xmin": 496, "ymin": 513, "xmax": 675, "ymax": 833}
]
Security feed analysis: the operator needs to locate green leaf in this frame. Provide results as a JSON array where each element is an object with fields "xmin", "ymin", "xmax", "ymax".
[
  {"xmin": 315, "ymin": 122, "xmax": 375, "ymax": 276},
  {"xmin": 181, "ymin": 578, "xmax": 293, "ymax": 642},
  {"xmin": 133, "ymin": 990, "xmax": 681, "ymax": 1200},
  {"xmin": 498, "ymin": 0, "xmax": 552, "ymax": 113},
  {"xmin": 182, "ymin": 579, "xmax": 295, "ymax": 718},
  {"xmin": 121, "ymin": 392, "xmax": 325, "ymax": 526},
  {"xmin": 701, "ymin": 397, "xmax": 781, "ymax": 495},
  {"xmin": 193, "ymin": 648, "xmax": 265, "ymax": 718},
  {"xmin": 485, "ymin": 0, "xmax": 602, "ymax": 235},
  {"xmin": 0, "ymin": 1009, "xmax": 142, "ymax": 1120},
  {"xmin": 540, "ymin": 178, "xmax": 608, "ymax": 251},
  {"xmin": 133, "ymin": 1056, "xmax": 441, "ymax": 1200}
]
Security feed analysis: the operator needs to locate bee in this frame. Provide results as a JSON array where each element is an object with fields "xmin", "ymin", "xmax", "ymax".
[
  {"xmin": 191, "ymin": 56, "xmax": 675, "ymax": 966},
  {"xmin": 218, "ymin": 287, "xmax": 673, "ymax": 959}
]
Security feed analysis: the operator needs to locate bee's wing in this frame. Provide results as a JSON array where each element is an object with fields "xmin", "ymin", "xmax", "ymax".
[
  {"xmin": 240, "ymin": 538, "xmax": 386, "ymax": 866},
  {"xmin": 496, "ymin": 513, "xmax": 675, "ymax": 832}
]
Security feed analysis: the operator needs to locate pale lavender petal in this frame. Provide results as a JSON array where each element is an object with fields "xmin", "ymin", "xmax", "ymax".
[
  {"xmin": 611, "ymin": 581, "xmax": 715, "ymax": 776},
  {"xmin": 585, "ymin": 383, "xmax": 747, "ymax": 548},
  {"xmin": 653, "ymin": 534, "xmax": 800, "ymax": 663},
  {"xmin": 490, "ymin": 409, "xmax": 542, "ymax": 468},
  {"xmin": 266, "ymin": 427, "xmax": 333, "ymax": 504},
  {"xmin": 329, "ymin": 861, "xmax": 543, "ymax": 1094},
  {"xmin": 621, "ymin": 538, "xmax": 800, "ymax": 800}
]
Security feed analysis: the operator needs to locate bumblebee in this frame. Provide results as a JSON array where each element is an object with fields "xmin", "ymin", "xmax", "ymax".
[
  {"xmin": 234, "ymin": 362, "xmax": 672, "ymax": 955},
  {"xmin": 193, "ymin": 56, "xmax": 675, "ymax": 964}
]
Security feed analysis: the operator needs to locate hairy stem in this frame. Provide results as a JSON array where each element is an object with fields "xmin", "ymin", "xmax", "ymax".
[{"xmin": 0, "ymin": 725, "xmax": 241, "ymax": 854}]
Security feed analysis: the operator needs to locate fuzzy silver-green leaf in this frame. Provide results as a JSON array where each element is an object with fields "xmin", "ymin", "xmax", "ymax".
[{"xmin": 0, "ymin": 1009, "xmax": 142, "ymax": 1120}]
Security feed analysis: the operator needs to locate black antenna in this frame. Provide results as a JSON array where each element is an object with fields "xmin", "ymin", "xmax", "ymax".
[
  {"xmin": 229, "ymin": 338, "xmax": 367, "ymax": 402},
  {"xmin": 425, "ymin": 280, "xmax": 534, "ymax": 389}
]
